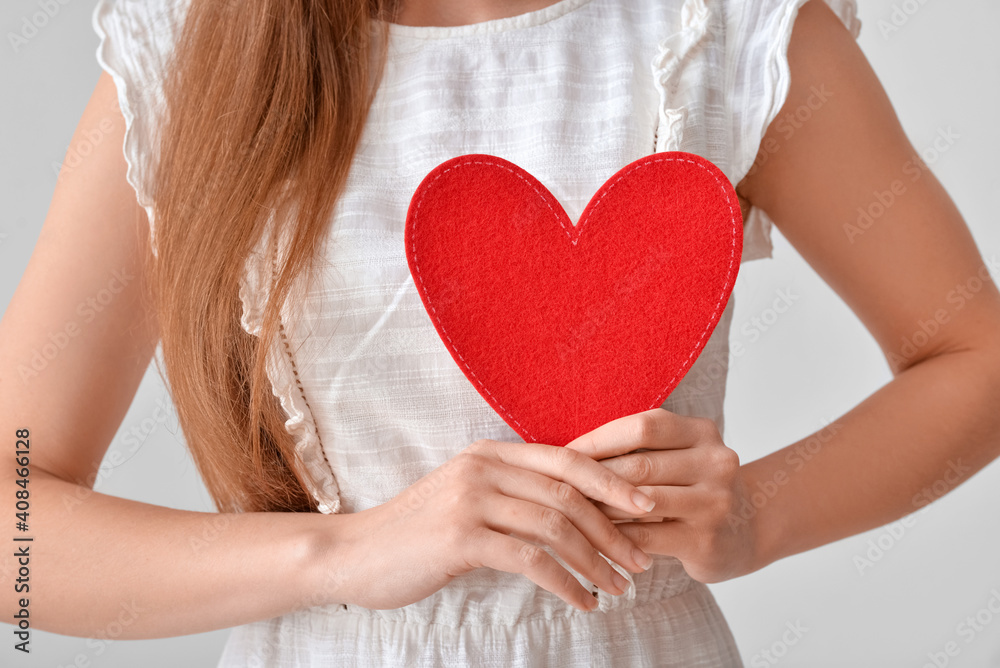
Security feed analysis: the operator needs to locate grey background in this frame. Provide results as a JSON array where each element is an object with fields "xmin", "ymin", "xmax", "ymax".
[{"xmin": 2, "ymin": 0, "xmax": 998, "ymax": 665}]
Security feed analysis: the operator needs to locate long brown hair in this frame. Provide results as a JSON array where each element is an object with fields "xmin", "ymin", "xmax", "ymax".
[{"xmin": 148, "ymin": 0, "xmax": 398, "ymax": 513}]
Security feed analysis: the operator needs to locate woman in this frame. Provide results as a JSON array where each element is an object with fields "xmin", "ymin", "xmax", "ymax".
[{"xmin": 3, "ymin": 0, "xmax": 999, "ymax": 665}]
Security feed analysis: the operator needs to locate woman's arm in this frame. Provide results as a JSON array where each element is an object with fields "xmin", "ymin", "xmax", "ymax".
[
  {"xmin": 561, "ymin": 0, "xmax": 1000, "ymax": 585},
  {"xmin": 2, "ymin": 73, "xmax": 659, "ymax": 636},
  {"xmin": 734, "ymin": 0, "xmax": 1000, "ymax": 571},
  {"xmin": 0, "ymin": 72, "xmax": 356, "ymax": 638}
]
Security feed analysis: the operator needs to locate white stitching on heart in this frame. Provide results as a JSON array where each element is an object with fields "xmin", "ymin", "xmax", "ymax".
[
  {"xmin": 410, "ymin": 155, "xmax": 739, "ymax": 444},
  {"xmin": 411, "ymin": 161, "xmax": 543, "ymax": 439}
]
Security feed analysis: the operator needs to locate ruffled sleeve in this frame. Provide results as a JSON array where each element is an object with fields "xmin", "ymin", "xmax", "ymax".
[
  {"xmin": 92, "ymin": 0, "xmax": 190, "ymax": 258},
  {"xmin": 724, "ymin": 0, "xmax": 862, "ymax": 262}
]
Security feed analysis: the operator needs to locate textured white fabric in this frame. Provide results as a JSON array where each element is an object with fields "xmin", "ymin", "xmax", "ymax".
[{"xmin": 93, "ymin": 0, "xmax": 861, "ymax": 665}]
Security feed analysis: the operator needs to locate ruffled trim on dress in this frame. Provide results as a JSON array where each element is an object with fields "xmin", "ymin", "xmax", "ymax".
[
  {"xmin": 239, "ymin": 217, "xmax": 344, "ymax": 514},
  {"xmin": 734, "ymin": 0, "xmax": 861, "ymax": 263},
  {"xmin": 741, "ymin": 205, "xmax": 775, "ymax": 263},
  {"xmin": 92, "ymin": 0, "xmax": 165, "ymax": 258},
  {"xmin": 94, "ymin": 0, "xmax": 343, "ymax": 513},
  {"xmin": 825, "ymin": 0, "xmax": 862, "ymax": 40},
  {"xmin": 649, "ymin": 0, "xmax": 710, "ymax": 153}
]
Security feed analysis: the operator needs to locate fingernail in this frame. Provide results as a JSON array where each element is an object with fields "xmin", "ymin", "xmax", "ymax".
[
  {"xmin": 611, "ymin": 570, "xmax": 629, "ymax": 593},
  {"xmin": 631, "ymin": 490, "xmax": 656, "ymax": 513},
  {"xmin": 633, "ymin": 547, "xmax": 653, "ymax": 571}
]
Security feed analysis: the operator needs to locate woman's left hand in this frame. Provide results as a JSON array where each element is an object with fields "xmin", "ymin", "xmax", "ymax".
[{"xmin": 564, "ymin": 408, "xmax": 758, "ymax": 583}]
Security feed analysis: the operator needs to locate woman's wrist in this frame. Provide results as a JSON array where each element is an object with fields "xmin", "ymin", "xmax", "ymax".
[
  {"xmin": 296, "ymin": 510, "xmax": 364, "ymax": 610},
  {"xmin": 734, "ymin": 458, "xmax": 787, "ymax": 576}
]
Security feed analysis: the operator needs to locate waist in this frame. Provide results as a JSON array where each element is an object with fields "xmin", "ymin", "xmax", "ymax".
[{"xmin": 313, "ymin": 552, "xmax": 696, "ymax": 628}]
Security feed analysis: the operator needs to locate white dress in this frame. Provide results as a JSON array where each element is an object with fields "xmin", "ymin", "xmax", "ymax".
[{"xmin": 93, "ymin": 0, "xmax": 861, "ymax": 665}]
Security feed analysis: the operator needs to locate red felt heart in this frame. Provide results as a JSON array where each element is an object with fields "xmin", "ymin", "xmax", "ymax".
[{"xmin": 405, "ymin": 151, "xmax": 742, "ymax": 447}]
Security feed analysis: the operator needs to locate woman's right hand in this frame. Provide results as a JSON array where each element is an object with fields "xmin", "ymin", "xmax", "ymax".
[{"xmin": 332, "ymin": 438, "xmax": 658, "ymax": 612}]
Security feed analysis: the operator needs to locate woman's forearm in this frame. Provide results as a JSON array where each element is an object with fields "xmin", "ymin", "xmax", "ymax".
[
  {"xmin": 741, "ymin": 346, "xmax": 1000, "ymax": 573},
  {"xmin": 2, "ymin": 468, "xmax": 352, "ymax": 639}
]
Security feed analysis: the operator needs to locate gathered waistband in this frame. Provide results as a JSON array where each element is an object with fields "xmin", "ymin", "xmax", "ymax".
[
  {"xmin": 217, "ymin": 570, "xmax": 743, "ymax": 668},
  {"xmin": 312, "ymin": 551, "xmax": 696, "ymax": 628}
]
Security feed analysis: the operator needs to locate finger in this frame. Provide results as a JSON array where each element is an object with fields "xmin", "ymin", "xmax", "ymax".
[
  {"xmin": 615, "ymin": 519, "xmax": 693, "ymax": 561},
  {"xmin": 490, "ymin": 466, "xmax": 652, "ymax": 574},
  {"xmin": 594, "ymin": 485, "xmax": 701, "ymax": 520},
  {"xmin": 597, "ymin": 448, "xmax": 706, "ymax": 486},
  {"xmin": 484, "ymin": 496, "xmax": 629, "ymax": 595},
  {"xmin": 464, "ymin": 527, "xmax": 598, "ymax": 612},
  {"xmin": 564, "ymin": 408, "xmax": 708, "ymax": 460},
  {"xmin": 475, "ymin": 440, "xmax": 656, "ymax": 516}
]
